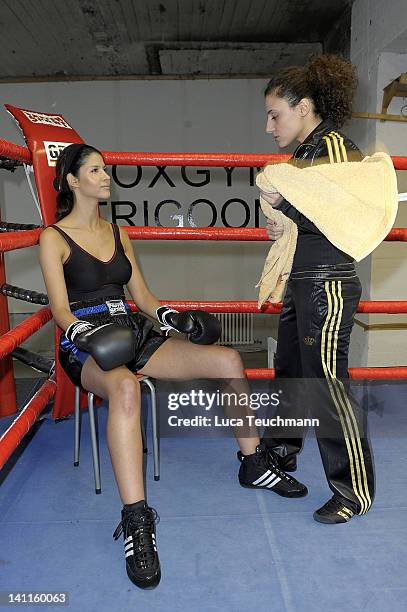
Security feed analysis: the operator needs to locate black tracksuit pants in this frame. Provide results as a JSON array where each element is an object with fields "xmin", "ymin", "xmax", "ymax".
[{"xmin": 263, "ymin": 265, "xmax": 375, "ymax": 514}]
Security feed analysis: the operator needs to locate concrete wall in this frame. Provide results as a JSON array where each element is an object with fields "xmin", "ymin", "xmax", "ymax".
[{"xmin": 350, "ymin": 0, "xmax": 407, "ymax": 367}]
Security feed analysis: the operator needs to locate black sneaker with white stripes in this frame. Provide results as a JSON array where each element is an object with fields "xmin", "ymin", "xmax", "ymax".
[
  {"xmin": 238, "ymin": 443, "xmax": 308, "ymax": 498},
  {"xmin": 313, "ymin": 495, "xmax": 355, "ymax": 524},
  {"xmin": 239, "ymin": 446, "xmax": 297, "ymax": 472},
  {"xmin": 113, "ymin": 503, "xmax": 161, "ymax": 589}
]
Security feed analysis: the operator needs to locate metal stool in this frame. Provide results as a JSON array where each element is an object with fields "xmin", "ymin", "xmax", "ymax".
[{"xmin": 73, "ymin": 375, "xmax": 159, "ymax": 493}]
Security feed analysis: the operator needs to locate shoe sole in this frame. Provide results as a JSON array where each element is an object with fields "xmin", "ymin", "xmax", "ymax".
[
  {"xmin": 127, "ymin": 568, "xmax": 161, "ymax": 589},
  {"xmin": 240, "ymin": 482, "xmax": 308, "ymax": 498}
]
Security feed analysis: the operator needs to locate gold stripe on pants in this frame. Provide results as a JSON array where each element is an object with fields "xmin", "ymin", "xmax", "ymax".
[{"xmin": 321, "ymin": 280, "xmax": 372, "ymax": 514}]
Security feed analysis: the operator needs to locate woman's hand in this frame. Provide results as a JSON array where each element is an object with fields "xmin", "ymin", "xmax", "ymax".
[
  {"xmin": 259, "ymin": 190, "xmax": 283, "ymax": 208},
  {"xmin": 266, "ymin": 217, "xmax": 285, "ymax": 241}
]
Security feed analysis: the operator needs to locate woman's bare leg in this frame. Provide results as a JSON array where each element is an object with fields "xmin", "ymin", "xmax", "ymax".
[
  {"xmin": 139, "ymin": 337, "xmax": 259, "ymax": 455},
  {"xmin": 80, "ymin": 358, "xmax": 144, "ymax": 504}
]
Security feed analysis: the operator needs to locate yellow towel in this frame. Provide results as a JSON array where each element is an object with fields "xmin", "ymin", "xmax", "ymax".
[
  {"xmin": 256, "ymin": 152, "xmax": 398, "ymax": 306},
  {"xmin": 255, "ymin": 206, "xmax": 297, "ymax": 305}
]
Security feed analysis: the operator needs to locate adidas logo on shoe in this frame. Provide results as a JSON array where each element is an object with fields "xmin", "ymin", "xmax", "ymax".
[
  {"xmin": 238, "ymin": 444, "xmax": 307, "ymax": 498},
  {"xmin": 313, "ymin": 495, "xmax": 356, "ymax": 524}
]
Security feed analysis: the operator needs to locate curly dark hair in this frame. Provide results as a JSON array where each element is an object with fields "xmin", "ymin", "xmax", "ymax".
[
  {"xmin": 54, "ymin": 143, "xmax": 102, "ymax": 221},
  {"xmin": 264, "ymin": 54, "xmax": 357, "ymax": 127}
]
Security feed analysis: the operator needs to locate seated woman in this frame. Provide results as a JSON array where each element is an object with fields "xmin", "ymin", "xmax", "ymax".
[{"xmin": 39, "ymin": 143, "xmax": 307, "ymax": 590}]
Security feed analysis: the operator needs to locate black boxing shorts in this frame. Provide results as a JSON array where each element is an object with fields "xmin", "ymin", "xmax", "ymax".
[{"xmin": 59, "ymin": 295, "xmax": 168, "ymax": 388}]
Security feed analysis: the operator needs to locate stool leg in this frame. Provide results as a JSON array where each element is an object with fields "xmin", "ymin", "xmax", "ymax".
[
  {"xmin": 74, "ymin": 386, "xmax": 81, "ymax": 467},
  {"xmin": 141, "ymin": 414, "xmax": 148, "ymax": 454},
  {"xmin": 143, "ymin": 378, "xmax": 160, "ymax": 481},
  {"xmin": 88, "ymin": 392, "xmax": 102, "ymax": 494}
]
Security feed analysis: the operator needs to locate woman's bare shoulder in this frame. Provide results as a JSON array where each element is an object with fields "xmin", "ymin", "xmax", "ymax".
[
  {"xmin": 117, "ymin": 224, "xmax": 131, "ymax": 244},
  {"xmin": 39, "ymin": 225, "xmax": 67, "ymax": 253}
]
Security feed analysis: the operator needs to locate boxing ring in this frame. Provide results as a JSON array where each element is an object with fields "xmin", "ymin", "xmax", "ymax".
[{"xmin": 1, "ymin": 105, "xmax": 407, "ymax": 474}]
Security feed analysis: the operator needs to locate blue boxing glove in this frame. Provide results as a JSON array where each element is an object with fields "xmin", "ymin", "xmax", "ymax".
[
  {"xmin": 66, "ymin": 320, "xmax": 136, "ymax": 371},
  {"xmin": 156, "ymin": 306, "xmax": 221, "ymax": 345}
]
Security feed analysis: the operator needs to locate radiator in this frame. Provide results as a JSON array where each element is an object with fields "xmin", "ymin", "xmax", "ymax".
[{"xmin": 215, "ymin": 313, "xmax": 254, "ymax": 346}]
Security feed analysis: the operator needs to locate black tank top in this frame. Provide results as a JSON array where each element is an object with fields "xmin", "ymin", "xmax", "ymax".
[{"xmin": 50, "ymin": 223, "xmax": 132, "ymax": 303}]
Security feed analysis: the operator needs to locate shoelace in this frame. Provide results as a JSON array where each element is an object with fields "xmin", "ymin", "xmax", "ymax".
[
  {"xmin": 113, "ymin": 507, "xmax": 160, "ymax": 569},
  {"xmin": 157, "ymin": 307, "xmax": 179, "ymax": 336},
  {"xmin": 264, "ymin": 449, "xmax": 299, "ymax": 484}
]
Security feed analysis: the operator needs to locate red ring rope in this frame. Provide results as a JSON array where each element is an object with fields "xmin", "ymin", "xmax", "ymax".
[
  {"xmin": 0, "ymin": 307, "xmax": 52, "ymax": 360},
  {"xmin": 0, "ymin": 138, "xmax": 31, "ymax": 164},
  {"xmin": 0, "ymin": 377, "xmax": 56, "ymax": 470},
  {"xmin": 1, "ymin": 138, "xmax": 407, "ymax": 170},
  {"xmin": 0, "ymin": 229, "xmax": 42, "ymax": 252},
  {"xmin": 245, "ymin": 367, "xmax": 407, "ymax": 380},
  {"xmin": 1, "ymin": 227, "xmax": 406, "ymax": 255},
  {"xmin": 129, "ymin": 300, "xmax": 407, "ymax": 314},
  {"xmin": 124, "ymin": 227, "xmax": 407, "ymax": 242}
]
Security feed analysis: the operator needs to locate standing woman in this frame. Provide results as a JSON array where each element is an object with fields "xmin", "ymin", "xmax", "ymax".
[
  {"xmin": 260, "ymin": 54, "xmax": 375, "ymax": 523},
  {"xmin": 39, "ymin": 144, "xmax": 307, "ymax": 590}
]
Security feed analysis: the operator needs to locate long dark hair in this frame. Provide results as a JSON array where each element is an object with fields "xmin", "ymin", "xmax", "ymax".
[
  {"xmin": 264, "ymin": 54, "xmax": 357, "ymax": 127},
  {"xmin": 54, "ymin": 143, "xmax": 102, "ymax": 221}
]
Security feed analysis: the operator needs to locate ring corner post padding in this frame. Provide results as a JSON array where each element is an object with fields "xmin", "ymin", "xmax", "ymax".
[
  {"xmin": 3, "ymin": 104, "xmax": 88, "ymax": 419},
  {"xmin": 4, "ymin": 104, "xmax": 84, "ymax": 226}
]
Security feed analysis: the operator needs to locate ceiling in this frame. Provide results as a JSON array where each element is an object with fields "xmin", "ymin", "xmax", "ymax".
[{"xmin": 0, "ymin": 0, "xmax": 354, "ymax": 81}]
